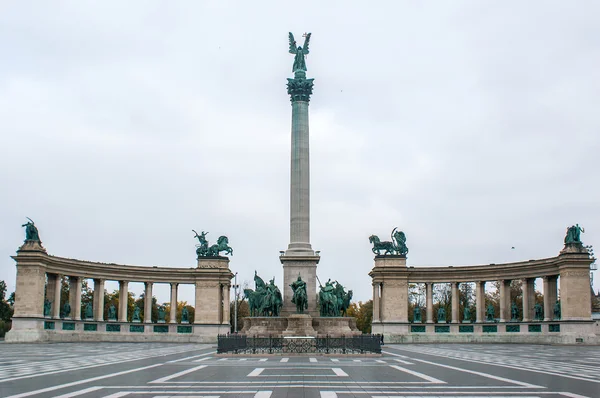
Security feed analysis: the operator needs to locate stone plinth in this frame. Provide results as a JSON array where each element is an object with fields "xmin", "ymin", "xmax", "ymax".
[
  {"xmin": 241, "ymin": 317, "xmax": 288, "ymax": 337},
  {"xmin": 280, "ymin": 255, "xmax": 320, "ymax": 317},
  {"xmin": 241, "ymin": 315, "xmax": 361, "ymax": 338},
  {"xmin": 282, "ymin": 314, "xmax": 317, "ymax": 337},
  {"xmin": 312, "ymin": 317, "xmax": 361, "ymax": 337},
  {"xmin": 197, "ymin": 256, "xmax": 229, "ymax": 269}
]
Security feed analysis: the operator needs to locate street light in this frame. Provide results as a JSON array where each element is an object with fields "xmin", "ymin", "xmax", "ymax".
[{"xmin": 233, "ymin": 272, "xmax": 239, "ymax": 333}]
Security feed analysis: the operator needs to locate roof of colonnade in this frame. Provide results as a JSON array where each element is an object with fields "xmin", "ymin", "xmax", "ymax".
[
  {"xmin": 370, "ymin": 251, "xmax": 592, "ymax": 283},
  {"xmin": 12, "ymin": 249, "xmax": 232, "ymax": 284}
]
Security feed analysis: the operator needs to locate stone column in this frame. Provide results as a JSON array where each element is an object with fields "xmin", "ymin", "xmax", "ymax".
[
  {"xmin": 69, "ymin": 277, "xmax": 82, "ymax": 320},
  {"xmin": 499, "ymin": 279, "xmax": 510, "ymax": 322},
  {"xmin": 222, "ymin": 284, "xmax": 230, "ymax": 325},
  {"xmin": 118, "ymin": 280, "xmax": 129, "ymax": 322},
  {"xmin": 93, "ymin": 279, "xmax": 104, "ymax": 321},
  {"xmin": 543, "ymin": 276, "xmax": 558, "ymax": 321},
  {"xmin": 543, "ymin": 276, "xmax": 552, "ymax": 321},
  {"xmin": 372, "ymin": 283, "xmax": 380, "ymax": 322},
  {"xmin": 52, "ymin": 274, "xmax": 61, "ymax": 319},
  {"xmin": 548, "ymin": 276, "xmax": 558, "ymax": 319},
  {"xmin": 475, "ymin": 281, "xmax": 485, "ymax": 323},
  {"xmin": 45, "ymin": 274, "xmax": 58, "ymax": 318},
  {"xmin": 426, "ymin": 282, "xmax": 434, "ymax": 323},
  {"xmin": 285, "ymin": 71, "xmax": 315, "ymax": 256},
  {"xmin": 144, "ymin": 282, "xmax": 153, "ymax": 323},
  {"xmin": 170, "ymin": 282, "xmax": 178, "ymax": 323},
  {"xmin": 522, "ymin": 278, "xmax": 534, "ymax": 322},
  {"xmin": 451, "ymin": 282, "xmax": 459, "ymax": 323}
]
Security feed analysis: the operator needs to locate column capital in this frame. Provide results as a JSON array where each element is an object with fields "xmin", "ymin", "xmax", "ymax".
[{"xmin": 287, "ymin": 77, "xmax": 314, "ymax": 102}]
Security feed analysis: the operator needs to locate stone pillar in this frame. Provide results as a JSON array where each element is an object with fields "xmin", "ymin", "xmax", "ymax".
[
  {"xmin": 543, "ymin": 276, "xmax": 552, "ymax": 321},
  {"xmin": 13, "ymin": 263, "xmax": 46, "ymax": 318},
  {"xmin": 45, "ymin": 273, "xmax": 58, "ymax": 317},
  {"xmin": 426, "ymin": 282, "xmax": 434, "ymax": 323},
  {"xmin": 522, "ymin": 278, "xmax": 534, "ymax": 322},
  {"xmin": 372, "ymin": 283, "xmax": 380, "ymax": 322},
  {"xmin": 499, "ymin": 279, "xmax": 510, "ymax": 322},
  {"xmin": 222, "ymin": 284, "xmax": 230, "ymax": 325},
  {"xmin": 451, "ymin": 282, "xmax": 459, "ymax": 323},
  {"xmin": 195, "ymin": 281, "xmax": 220, "ymax": 324},
  {"xmin": 548, "ymin": 276, "xmax": 558, "ymax": 319},
  {"xmin": 93, "ymin": 279, "xmax": 104, "ymax": 321},
  {"xmin": 475, "ymin": 281, "xmax": 485, "ymax": 323},
  {"xmin": 118, "ymin": 280, "xmax": 129, "ymax": 322},
  {"xmin": 144, "ymin": 282, "xmax": 153, "ymax": 323},
  {"xmin": 542, "ymin": 276, "xmax": 558, "ymax": 321},
  {"xmin": 170, "ymin": 282, "xmax": 178, "ymax": 323},
  {"xmin": 69, "ymin": 277, "xmax": 82, "ymax": 320},
  {"xmin": 285, "ymin": 71, "xmax": 315, "ymax": 256},
  {"xmin": 52, "ymin": 274, "xmax": 61, "ymax": 319},
  {"xmin": 381, "ymin": 279, "xmax": 408, "ymax": 323},
  {"xmin": 559, "ymin": 263, "xmax": 592, "ymax": 321}
]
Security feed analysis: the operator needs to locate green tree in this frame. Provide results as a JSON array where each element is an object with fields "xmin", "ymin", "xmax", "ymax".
[
  {"xmin": 347, "ymin": 300, "xmax": 372, "ymax": 334},
  {"xmin": 230, "ymin": 298, "xmax": 249, "ymax": 333},
  {"xmin": 0, "ymin": 280, "xmax": 14, "ymax": 337}
]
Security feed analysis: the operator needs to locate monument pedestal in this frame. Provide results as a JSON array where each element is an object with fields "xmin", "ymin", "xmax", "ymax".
[
  {"xmin": 280, "ymin": 255, "xmax": 320, "ymax": 317},
  {"xmin": 282, "ymin": 314, "xmax": 317, "ymax": 337}
]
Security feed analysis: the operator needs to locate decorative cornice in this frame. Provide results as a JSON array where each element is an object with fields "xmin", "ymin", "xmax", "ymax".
[{"xmin": 287, "ymin": 77, "xmax": 314, "ymax": 102}]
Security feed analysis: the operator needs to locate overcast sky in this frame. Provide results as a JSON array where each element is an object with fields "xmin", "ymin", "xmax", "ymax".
[{"xmin": 1, "ymin": 1, "xmax": 598, "ymax": 305}]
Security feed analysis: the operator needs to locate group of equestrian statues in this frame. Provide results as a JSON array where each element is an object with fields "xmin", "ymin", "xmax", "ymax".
[{"xmin": 243, "ymin": 272, "xmax": 353, "ymax": 318}]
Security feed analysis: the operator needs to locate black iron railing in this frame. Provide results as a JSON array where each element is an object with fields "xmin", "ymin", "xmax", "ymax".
[{"xmin": 217, "ymin": 334, "xmax": 381, "ymax": 354}]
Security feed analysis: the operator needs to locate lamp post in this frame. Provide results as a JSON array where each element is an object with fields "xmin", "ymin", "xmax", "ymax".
[{"xmin": 233, "ymin": 272, "xmax": 239, "ymax": 333}]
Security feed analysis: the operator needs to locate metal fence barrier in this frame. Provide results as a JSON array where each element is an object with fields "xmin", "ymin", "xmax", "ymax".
[{"xmin": 217, "ymin": 334, "xmax": 382, "ymax": 354}]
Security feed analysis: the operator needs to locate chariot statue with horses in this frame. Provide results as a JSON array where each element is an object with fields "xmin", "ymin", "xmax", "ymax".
[
  {"xmin": 369, "ymin": 227, "xmax": 409, "ymax": 256},
  {"xmin": 193, "ymin": 230, "xmax": 233, "ymax": 258}
]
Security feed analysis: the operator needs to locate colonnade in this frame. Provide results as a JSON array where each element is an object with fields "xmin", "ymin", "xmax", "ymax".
[
  {"xmin": 369, "ymin": 247, "xmax": 595, "ymax": 343},
  {"xmin": 43, "ymin": 275, "xmax": 222, "ymax": 324},
  {"xmin": 6, "ymin": 241, "xmax": 233, "ymax": 342},
  {"xmin": 372, "ymin": 277, "xmax": 559, "ymax": 324}
]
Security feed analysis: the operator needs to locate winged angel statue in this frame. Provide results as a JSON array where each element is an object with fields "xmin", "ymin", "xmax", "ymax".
[{"xmin": 289, "ymin": 32, "xmax": 311, "ymax": 73}]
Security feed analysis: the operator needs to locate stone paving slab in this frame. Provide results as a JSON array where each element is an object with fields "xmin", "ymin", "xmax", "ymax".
[{"xmin": 0, "ymin": 343, "xmax": 598, "ymax": 398}]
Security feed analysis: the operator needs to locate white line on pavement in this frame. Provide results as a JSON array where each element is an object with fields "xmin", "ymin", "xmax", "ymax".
[
  {"xmin": 248, "ymin": 368, "xmax": 265, "ymax": 377},
  {"xmin": 5, "ymin": 363, "xmax": 163, "ymax": 398},
  {"xmin": 254, "ymin": 392, "xmax": 273, "ymax": 398},
  {"xmin": 280, "ymin": 358, "xmax": 289, "ymax": 362},
  {"xmin": 385, "ymin": 350, "xmax": 541, "ymax": 388},
  {"xmin": 386, "ymin": 347, "xmax": 600, "ymax": 385},
  {"xmin": 389, "ymin": 365, "xmax": 445, "ymax": 384},
  {"xmin": 310, "ymin": 357, "xmax": 318, "ymax": 362},
  {"xmin": 393, "ymin": 358, "xmax": 414, "ymax": 365},
  {"xmin": 52, "ymin": 387, "xmax": 103, "ymax": 398},
  {"xmin": 149, "ymin": 365, "xmax": 207, "ymax": 383},
  {"xmin": 192, "ymin": 357, "xmax": 213, "ymax": 362},
  {"xmin": 320, "ymin": 392, "xmax": 338, "ymax": 398},
  {"xmin": 166, "ymin": 351, "xmax": 216, "ymax": 363},
  {"xmin": 332, "ymin": 368, "xmax": 349, "ymax": 377}
]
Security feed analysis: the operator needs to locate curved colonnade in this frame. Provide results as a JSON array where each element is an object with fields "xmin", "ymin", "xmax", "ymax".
[
  {"xmin": 6, "ymin": 241, "xmax": 233, "ymax": 343},
  {"xmin": 370, "ymin": 244, "xmax": 598, "ymax": 344}
]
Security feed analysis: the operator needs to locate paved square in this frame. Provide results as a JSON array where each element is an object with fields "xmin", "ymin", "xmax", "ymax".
[{"xmin": 0, "ymin": 343, "xmax": 598, "ymax": 397}]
